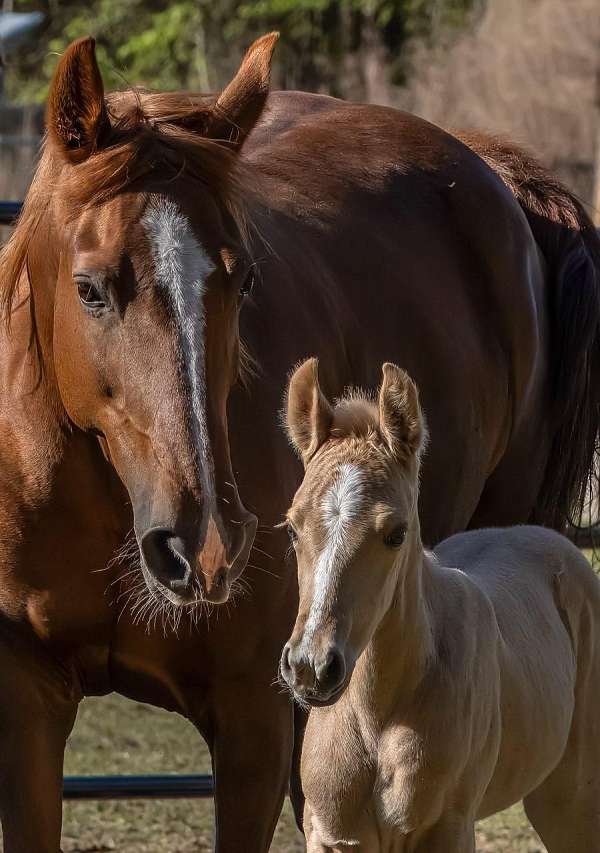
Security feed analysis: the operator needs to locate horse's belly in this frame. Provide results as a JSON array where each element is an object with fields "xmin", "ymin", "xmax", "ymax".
[{"xmin": 478, "ymin": 639, "xmax": 575, "ymax": 816}]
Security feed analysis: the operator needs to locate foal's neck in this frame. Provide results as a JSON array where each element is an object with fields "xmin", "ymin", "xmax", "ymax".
[{"xmin": 354, "ymin": 520, "xmax": 436, "ymax": 721}]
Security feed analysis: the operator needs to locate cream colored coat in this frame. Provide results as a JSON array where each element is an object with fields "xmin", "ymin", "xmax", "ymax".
[
  {"xmin": 281, "ymin": 359, "xmax": 600, "ymax": 853},
  {"xmin": 302, "ymin": 526, "xmax": 600, "ymax": 852}
]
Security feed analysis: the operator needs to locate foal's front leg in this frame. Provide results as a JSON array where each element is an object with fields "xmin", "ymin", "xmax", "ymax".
[
  {"xmin": 411, "ymin": 814, "xmax": 476, "ymax": 853},
  {"xmin": 0, "ymin": 637, "xmax": 78, "ymax": 853},
  {"xmin": 303, "ymin": 803, "xmax": 382, "ymax": 852},
  {"xmin": 304, "ymin": 802, "xmax": 329, "ymax": 852}
]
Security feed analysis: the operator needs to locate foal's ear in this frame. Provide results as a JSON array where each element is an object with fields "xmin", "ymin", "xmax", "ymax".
[
  {"xmin": 378, "ymin": 363, "xmax": 425, "ymax": 461},
  {"xmin": 208, "ymin": 32, "xmax": 279, "ymax": 147},
  {"xmin": 286, "ymin": 358, "xmax": 334, "ymax": 465},
  {"xmin": 47, "ymin": 37, "xmax": 110, "ymax": 163}
]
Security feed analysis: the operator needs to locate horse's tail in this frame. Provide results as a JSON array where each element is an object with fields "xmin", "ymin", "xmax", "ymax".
[{"xmin": 456, "ymin": 131, "xmax": 600, "ymax": 533}]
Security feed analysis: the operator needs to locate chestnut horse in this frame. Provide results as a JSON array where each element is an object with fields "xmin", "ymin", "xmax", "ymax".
[{"xmin": 0, "ymin": 33, "xmax": 598, "ymax": 853}]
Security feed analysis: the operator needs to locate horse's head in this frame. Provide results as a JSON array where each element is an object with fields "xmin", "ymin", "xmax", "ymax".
[
  {"xmin": 12, "ymin": 36, "xmax": 280, "ymax": 606},
  {"xmin": 279, "ymin": 359, "xmax": 427, "ymax": 705}
]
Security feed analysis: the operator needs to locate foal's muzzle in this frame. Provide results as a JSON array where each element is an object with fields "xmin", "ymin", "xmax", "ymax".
[{"xmin": 280, "ymin": 642, "xmax": 348, "ymax": 706}]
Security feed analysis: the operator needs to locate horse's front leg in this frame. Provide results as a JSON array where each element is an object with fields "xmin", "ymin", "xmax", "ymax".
[
  {"xmin": 205, "ymin": 677, "xmax": 293, "ymax": 853},
  {"xmin": 304, "ymin": 802, "xmax": 334, "ymax": 853},
  {"xmin": 0, "ymin": 635, "xmax": 79, "ymax": 853},
  {"xmin": 411, "ymin": 813, "xmax": 476, "ymax": 853}
]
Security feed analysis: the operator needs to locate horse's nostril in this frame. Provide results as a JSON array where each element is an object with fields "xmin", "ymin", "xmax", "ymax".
[
  {"xmin": 280, "ymin": 644, "xmax": 293, "ymax": 683},
  {"xmin": 316, "ymin": 648, "xmax": 345, "ymax": 692},
  {"xmin": 140, "ymin": 527, "xmax": 192, "ymax": 591},
  {"xmin": 214, "ymin": 569, "xmax": 227, "ymax": 589}
]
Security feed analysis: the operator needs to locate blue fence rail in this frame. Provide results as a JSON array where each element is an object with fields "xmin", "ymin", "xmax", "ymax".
[
  {"xmin": 63, "ymin": 774, "xmax": 214, "ymax": 800},
  {"xmin": 0, "ymin": 201, "xmax": 22, "ymax": 224}
]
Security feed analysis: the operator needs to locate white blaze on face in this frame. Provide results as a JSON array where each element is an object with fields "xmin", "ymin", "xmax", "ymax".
[
  {"xmin": 303, "ymin": 463, "xmax": 366, "ymax": 645},
  {"xmin": 142, "ymin": 198, "xmax": 216, "ymax": 485}
]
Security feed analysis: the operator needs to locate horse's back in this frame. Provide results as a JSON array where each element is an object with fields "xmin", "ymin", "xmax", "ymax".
[{"xmin": 436, "ymin": 525, "xmax": 598, "ymax": 609}]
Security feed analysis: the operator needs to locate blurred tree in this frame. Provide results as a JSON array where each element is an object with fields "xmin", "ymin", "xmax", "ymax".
[{"xmin": 4, "ymin": 0, "xmax": 476, "ymax": 103}]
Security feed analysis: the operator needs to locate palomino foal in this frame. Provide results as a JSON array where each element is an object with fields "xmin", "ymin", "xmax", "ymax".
[{"xmin": 281, "ymin": 358, "xmax": 600, "ymax": 853}]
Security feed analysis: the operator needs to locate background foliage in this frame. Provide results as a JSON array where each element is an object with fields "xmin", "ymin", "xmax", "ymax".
[
  {"xmin": 4, "ymin": 0, "xmax": 477, "ymax": 100},
  {"xmin": 2, "ymin": 0, "xmax": 599, "ymax": 208}
]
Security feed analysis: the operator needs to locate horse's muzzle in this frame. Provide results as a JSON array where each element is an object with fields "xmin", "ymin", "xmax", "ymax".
[
  {"xmin": 280, "ymin": 642, "xmax": 349, "ymax": 706},
  {"xmin": 139, "ymin": 511, "xmax": 258, "ymax": 606}
]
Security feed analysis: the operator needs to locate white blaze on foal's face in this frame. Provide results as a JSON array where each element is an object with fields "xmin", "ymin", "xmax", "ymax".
[
  {"xmin": 302, "ymin": 463, "xmax": 368, "ymax": 646},
  {"xmin": 289, "ymin": 445, "xmax": 413, "ymax": 672}
]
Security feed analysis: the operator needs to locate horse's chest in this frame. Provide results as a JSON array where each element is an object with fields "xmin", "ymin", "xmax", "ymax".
[
  {"xmin": 303, "ymin": 718, "xmax": 438, "ymax": 848},
  {"xmin": 374, "ymin": 727, "xmax": 445, "ymax": 833}
]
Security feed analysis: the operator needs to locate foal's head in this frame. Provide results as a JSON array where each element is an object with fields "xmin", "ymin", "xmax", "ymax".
[
  {"xmin": 1, "ymin": 35, "xmax": 279, "ymax": 606},
  {"xmin": 280, "ymin": 359, "xmax": 427, "ymax": 705}
]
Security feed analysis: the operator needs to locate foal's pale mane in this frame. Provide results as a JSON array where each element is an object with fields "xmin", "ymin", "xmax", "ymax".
[{"xmin": 0, "ymin": 89, "xmax": 255, "ymax": 324}]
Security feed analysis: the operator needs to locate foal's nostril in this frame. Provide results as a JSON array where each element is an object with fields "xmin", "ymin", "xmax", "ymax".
[
  {"xmin": 315, "ymin": 648, "xmax": 345, "ymax": 693},
  {"xmin": 140, "ymin": 526, "xmax": 192, "ymax": 592}
]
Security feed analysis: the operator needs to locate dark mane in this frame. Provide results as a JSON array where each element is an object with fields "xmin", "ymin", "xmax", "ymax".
[{"xmin": 0, "ymin": 89, "xmax": 252, "ymax": 323}]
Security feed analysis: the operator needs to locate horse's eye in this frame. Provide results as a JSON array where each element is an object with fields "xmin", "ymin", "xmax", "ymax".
[
  {"xmin": 76, "ymin": 277, "xmax": 106, "ymax": 310},
  {"xmin": 287, "ymin": 523, "xmax": 298, "ymax": 546},
  {"xmin": 383, "ymin": 526, "xmax": 406, "ymax": 549},
  {"xmin": 240, "ymin": 270, "xmax": 255, "ymax": 298}
]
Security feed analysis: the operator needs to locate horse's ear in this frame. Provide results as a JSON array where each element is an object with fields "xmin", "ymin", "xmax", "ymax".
[
  {"xmin": 378, "ymin": 363, "xmax": 426, "ymax": 461},
  {"xmin": 286, "ymin": 358, "xmax": 334, "ymax": 465},
  {"xmin": 207, "ymin": 32, "xmax": 279, "ymax": 147},
  {"xmin": 47, "ymin": 37, "xmax": 110, "ymax": 163}
]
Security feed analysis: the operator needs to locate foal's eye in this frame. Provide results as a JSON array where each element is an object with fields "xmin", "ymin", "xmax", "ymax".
[
  {"xmin": 383, "ymin": 526, "xmax": 406, "ymax": 549},
  {"xmin": 75, "ymin": 277, "xmax": 106, "ymax": 311},
  {"xmin": 239, "ymin": 270, "xmax": 255, "ymax": 298},
  {"xmin": 287, "ymin": 523, "xmax": 298, "ymax": 546}
]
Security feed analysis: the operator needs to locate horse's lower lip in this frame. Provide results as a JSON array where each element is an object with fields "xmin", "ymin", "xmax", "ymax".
[
  {"xmin": 202, "ymin": 584, "xmax": 230, "ymax": 605},
  {"xmin": 294, "ymin": 677, "xmax": 350, "ymax": 708},
  {"xmin": 142, "ymin": 565, "xmax": 197, "ymax": 606},
  {"xmin": 154, "ymin": 584, "xmax": 196, "ymax": 606}
]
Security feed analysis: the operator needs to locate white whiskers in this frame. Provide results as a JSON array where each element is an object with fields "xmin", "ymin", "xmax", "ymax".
[{"xmin": 102, "ymin": 531, "xmax": 212, "ymax": 636}]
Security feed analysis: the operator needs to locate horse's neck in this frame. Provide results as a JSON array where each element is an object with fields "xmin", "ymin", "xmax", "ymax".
[{"xmin": 352, "ymin": 526, "xmax": 437, "ymax": 724}]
